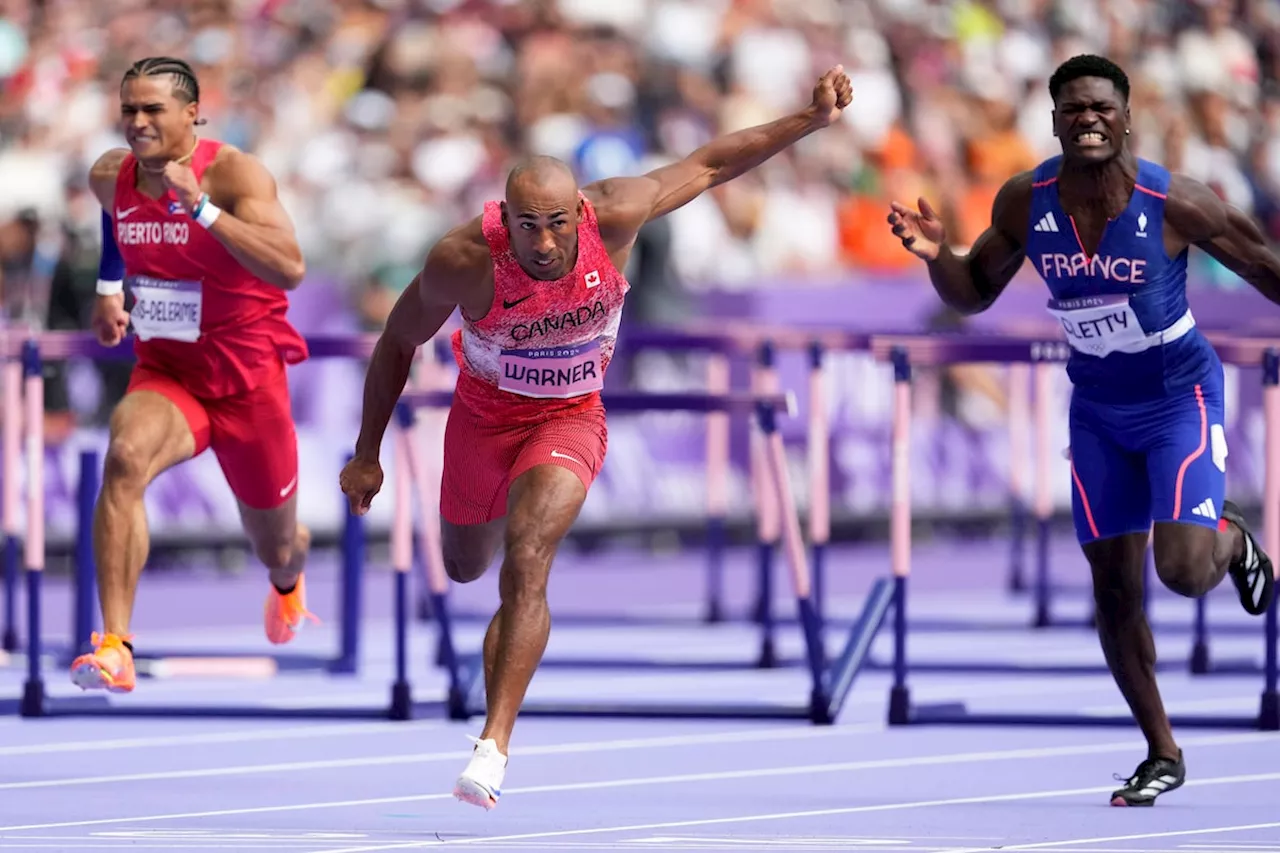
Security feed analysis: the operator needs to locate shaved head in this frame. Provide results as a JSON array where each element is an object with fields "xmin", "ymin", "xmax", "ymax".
[
  {"xmin": 505, "ymin": 155, "xmax": 578, "ymax": 203},
  {"xmin": 500, "ymin": 155, "xmax": 583, "ymax": 281}
]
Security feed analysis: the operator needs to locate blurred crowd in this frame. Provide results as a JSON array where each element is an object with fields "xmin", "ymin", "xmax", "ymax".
[{"xmin": 1, "ymin": 0, "xmax": 1279, "ymax": 338}]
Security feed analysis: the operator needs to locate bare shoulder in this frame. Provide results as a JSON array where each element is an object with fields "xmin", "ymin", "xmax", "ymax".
[
  {"xmin": 1164, "ymin": 172, "xmax": 1228, "ymax": 242},
  {"xmin": 428, "ymin": 215, "xmax": 490, "ymax": 275},
  {"xmin": 88, "ymin": 148, "xmax": 130, "ymax": 208},
  {"xmin": 206, "ymin": 144, "xmax": 277, "ymax": 195},
  {"xmin": 991, "ymin": 169, "xmax": 1036, "ymax": 245},
  {"xmin": 421, "ymin": 215, "xmax": 492, "ymax": 306},
  {"xmin": 582, "ymin": 176, "xmax": 659, "ymax": 246}
]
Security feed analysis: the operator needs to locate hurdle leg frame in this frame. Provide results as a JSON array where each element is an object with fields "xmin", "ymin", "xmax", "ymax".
[
  {"xmin": 886, "ymin": 342, "xmax": 1280, "ymax": 731},
  {"xmin": 403, "ymin": 387, "xmax": 892, "ymax": 724},
  {"xmin": 4, "ymin": 332, "xmax": 435, "ymax": 720},
  {"xmin": 2, "ymin": 354, "xmax": 20, "ymax": 654}
]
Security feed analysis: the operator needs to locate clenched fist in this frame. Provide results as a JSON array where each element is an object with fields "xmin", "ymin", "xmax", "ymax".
[
  {"xmin": 808, "ymin": 65, "xmax": 854, "ymax": 128},
  {"xmin": 91, "ymin": 293, "xmax": 130, "ymax": 347},
  {"xmin": 339, "ymin": 455, "xmax": 384, "ymax": 516}
]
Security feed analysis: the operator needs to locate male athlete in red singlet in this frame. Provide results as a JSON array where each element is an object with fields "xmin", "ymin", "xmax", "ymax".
[
  {"xmin": 69, "ymin": 57, "xmax": 314, "ymax": 695},
  {"xmin": 340, "ymin": 65, "xmax": 853, "ymax": 810}
]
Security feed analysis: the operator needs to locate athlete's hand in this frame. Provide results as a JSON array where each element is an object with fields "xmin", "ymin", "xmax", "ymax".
[
  {"xmin": 807, "ymin": 65, "xmax": 853, "ymax": 128},
  {"xmin": 887, "ymin": 197, "xmax": 946, "ymax": 261},
  {"xmin": 91, "ymin": 293, "xmax": 129, "ymax": 347},
  {"xmin": 339, "ymin": 455, "xmax": 384, "ymax": 516},
  {"xmin": 161, "ymin": 162, "xmax": 202, "ymax": 214}
]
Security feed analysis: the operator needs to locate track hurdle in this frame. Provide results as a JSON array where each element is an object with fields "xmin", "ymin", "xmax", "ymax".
[
  {"xmin": 395, "ymin": 386, "xmax": 894, "ymax": 724},
  {"xmin": 877, "ymin": 332, "xmax": 1279, "ymax": 730},
  {"xmin": 1, "ymin": 330, "xmax": 440, "ymax": 720},
  {"xmin": 2, "ymin": 328, "xmax": 20, "ymax": 655},
  {"xmin": 413, "ymin": 323, "xmax": 857, "ymax": 672}
]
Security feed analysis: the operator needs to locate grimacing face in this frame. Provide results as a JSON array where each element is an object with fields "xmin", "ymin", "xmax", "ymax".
[
  {"xmin": 120, "ymin": 75, "xmax": 197, "ymax": 162},
  {"xmin": 1053, "ymin": 76, "xmax": 1131, "ymax": 165},
  {"xmin": 501, "ymin": 189, "xmax": 583, "ymax": 282}
]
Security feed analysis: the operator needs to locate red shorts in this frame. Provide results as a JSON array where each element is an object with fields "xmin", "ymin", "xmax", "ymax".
[
  {"xmin": 439, "ymin": 392, "xmax": 608, "ymax": 526},
  {"xmin": 127, "ymin": 362, "xmax": 298, "ymax": 510}
]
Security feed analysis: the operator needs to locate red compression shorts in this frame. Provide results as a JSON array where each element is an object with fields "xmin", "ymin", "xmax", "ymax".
[
  {"xmin": 439, "ymin": 392, "xmax": 608, "ymax": 526},
  {"xmin": 127, "ymin": 362, "xmax": 299, "ymax": 510}
]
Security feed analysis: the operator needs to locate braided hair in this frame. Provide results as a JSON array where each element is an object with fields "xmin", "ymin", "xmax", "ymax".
[{"xmin": 121, "ymin": 57, "xmax": 204, "ymax": 114}]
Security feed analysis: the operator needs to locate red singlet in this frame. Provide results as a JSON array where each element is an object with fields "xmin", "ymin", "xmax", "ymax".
[
  {"xmin": 440, "ymin": 194, "xmax": 629, "ymax": 525},
  {"xmin": 111, "ymin": 138, "xmax": 308, "ymax": 509},
  {"xmin": 113, "ymin": 138, "xmax": 308, "ymax": 396}
]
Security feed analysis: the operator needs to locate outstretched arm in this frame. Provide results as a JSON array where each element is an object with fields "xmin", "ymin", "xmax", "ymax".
[
  {"xmin": 1167, "ymin": 176, "xmax": 1280, "ymax": 305},
  {"xmin": 888, "ymin": 172, "xmax": 1032, "ymax": 315},
  {"xmin": 588, "ymin": 66, "xmax": 852, "ymax": 234},
  {"xmin": 163, "ymin": 149, "xmax": 305, "ymax": 290}
]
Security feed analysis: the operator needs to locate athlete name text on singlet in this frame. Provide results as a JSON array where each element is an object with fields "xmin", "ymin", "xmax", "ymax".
[
  {"xmin": 451, "ymin": 194, "xmax": 630, "ymax": 417},
  {"xmin": 1024, "ymin": 155, "xmax": 1219, "ymax": 403},
  {"xmin": 111, "ymin": 138, "xmax": 308, "ymax": 398}
]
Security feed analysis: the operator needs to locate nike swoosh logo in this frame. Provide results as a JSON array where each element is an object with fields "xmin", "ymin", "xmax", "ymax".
[
  {"xmin": 116, "ymin": 206, "xmax": 139, "ymax": 220},
  {"xmin": 550, "ymin": 450, "xmax": 585, "ymax": 468},
  {"xmin": 280, "ymin": 476, "xmax": 298, "ymax": 498},
  {"xmin": 503, "ymin": 294, "xmax": 533, "ymax": 310}
]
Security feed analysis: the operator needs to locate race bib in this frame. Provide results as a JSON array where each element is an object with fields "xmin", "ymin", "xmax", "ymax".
[
  {"xmin": 1046, "ymin": 294, "xmax": 1147, "ymax": 358},
  {"xmin": 127, "ymin": 275, "xmax": 203, "ymax": 343},
  {"xmin": 498, "ymin": 340, "xmax": 604, "ymax": 399}
]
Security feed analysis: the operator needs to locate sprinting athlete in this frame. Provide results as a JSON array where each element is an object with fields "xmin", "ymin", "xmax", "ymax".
[
  {"xmin": 71, "ymin": 56, "xmax": 314, "ymax": 694},
  {"xmin": 340, "ymin": 66, "xmax": 853, "ymax": 810},
  {"xmin": 888, "ymin": 53, "xmax": 1277, "ymax": 806}
]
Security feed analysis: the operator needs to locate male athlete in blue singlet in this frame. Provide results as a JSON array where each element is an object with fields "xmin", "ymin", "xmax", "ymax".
[{"xmin": 888, "ymin": 54, "xmax": 1278, "ymax": 806}]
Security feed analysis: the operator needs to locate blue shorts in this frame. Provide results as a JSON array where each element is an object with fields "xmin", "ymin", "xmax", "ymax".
[{"xmin": 1068, "ymin": 380, "xmax": 1228, "ymax": 544}]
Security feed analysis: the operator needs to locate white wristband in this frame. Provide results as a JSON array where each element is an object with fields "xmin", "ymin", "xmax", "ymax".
[
  {"xmin": 96, "ymin": 278, "xmax": 124, "ymax": 296},
  {"xmin": 196, "ymin": 201, "xmax": 222, "ymax": 229}
]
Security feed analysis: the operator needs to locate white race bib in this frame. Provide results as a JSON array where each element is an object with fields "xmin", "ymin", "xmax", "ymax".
[
  {"xmin": 127, "ymin": 275, "xmax": 203, "ymax": 343},
  {"xmin": 1046, "ymin": 295, "xmax": 1147, "ymax": 358}
]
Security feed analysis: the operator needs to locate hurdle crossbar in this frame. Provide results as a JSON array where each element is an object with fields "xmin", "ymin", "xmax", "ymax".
[
  {"xmin": 0, "ymin": 331, "xmax": 440, "ymax": 720},
  {"xmin": 394, "ymin": 386, "xmax": 891, "ymax": 725},
  {"xmin": 874, "ymin": 333, "xmax": 1279, "ymax": 731},
  {"xmin": 418, "ymin": 325, "xmax": 861, "ymax": 672}
]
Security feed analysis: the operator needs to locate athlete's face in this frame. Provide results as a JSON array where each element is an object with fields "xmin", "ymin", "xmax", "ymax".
[
  {"xmin": 501, "ymin": 184, "xmax": 583, "ymax": 282},
  {"xmin": 119, "ymin": 76, "xmax": 197, "ymax": 162},
  {"xmin": 1053, "ymin": 76, "xmax": 1130, "ymax": 164}
]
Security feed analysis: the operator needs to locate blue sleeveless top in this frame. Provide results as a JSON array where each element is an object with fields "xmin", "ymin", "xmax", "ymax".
[{"xmin": 1024, "ymin": 156, "xmax": 1219, "ymax": 403}]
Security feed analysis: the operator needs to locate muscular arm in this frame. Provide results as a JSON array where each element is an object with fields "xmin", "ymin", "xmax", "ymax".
[
  {"xmin": 203, "ymin": 149, "xmax": 306, "ymax": 290},
  {"xmin": 1167, "ymin": 174, "xmax": 1280, "ymax": 305},
  {"xmin": 88, "ymin": 149, "xmax": 128, "ymax": 210},
  {"xmin": 587, "ymin": 106, "xmax": 829, "ymax": 242},
  {"xmin": 924, "ymin": 174, "xmax": 1031, "ymax": 315},
  {"xmin": 352, "ymin": 225, "xmax": 488, "ymax": 461}
]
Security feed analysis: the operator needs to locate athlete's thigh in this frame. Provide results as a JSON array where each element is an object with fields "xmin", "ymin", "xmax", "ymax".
[
  {"xmin": 206, "ymin": 366, "xmax": 299, "ymax": 511},
  {"xmin": 504, "ymin": 463, "xmax": 587, "ymax": 571},
  {"xmin": 1068, "ymin": 396, "xmax": 1152, "ymax": 544},
  {"xmin": 439, "ymin": 399, "xmax": 525, "ymax": 526},
  {"xmin": 509, "ymin": 403, "xmax": 607, "ymax": 495},
  {"xmin": 1147, "ymin": 380, "xmax": 1227, "ymax": 531},
  {"xmin": 112, "ymin": 364, "xmax": 210, "ymax": 480}
]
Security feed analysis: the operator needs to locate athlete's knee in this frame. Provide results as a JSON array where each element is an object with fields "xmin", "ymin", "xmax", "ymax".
[
  {"xmin": 441, "ymin": 520, "xmax": 502, "ymax": 584},
  {"xmin": 1153, "ymin": 525, "xmax": 1217, "ymax": 598},
  {"xmin": 444, "ymin": 554, "xmax": 489, "ymax": 585},
  {"xmin": 1154, "ymin": 555, "xmax": 1214, "ymax": 598},
  {"xmin": 498, "ymin": 540, "xmax": 552, "ymax": 605},
  {"xmin": 1086, "ymin": 536, "xmax": 1146, "ymax": 621},
  {"xmin": 101, "ymin": 437, "xmax": 153, "ymax": 495}
]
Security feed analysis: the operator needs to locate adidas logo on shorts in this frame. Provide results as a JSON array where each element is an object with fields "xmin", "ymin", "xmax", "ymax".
[{"xmin": 1190, "ymin": 498, "xmax": 1217, "ymax": 520}]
